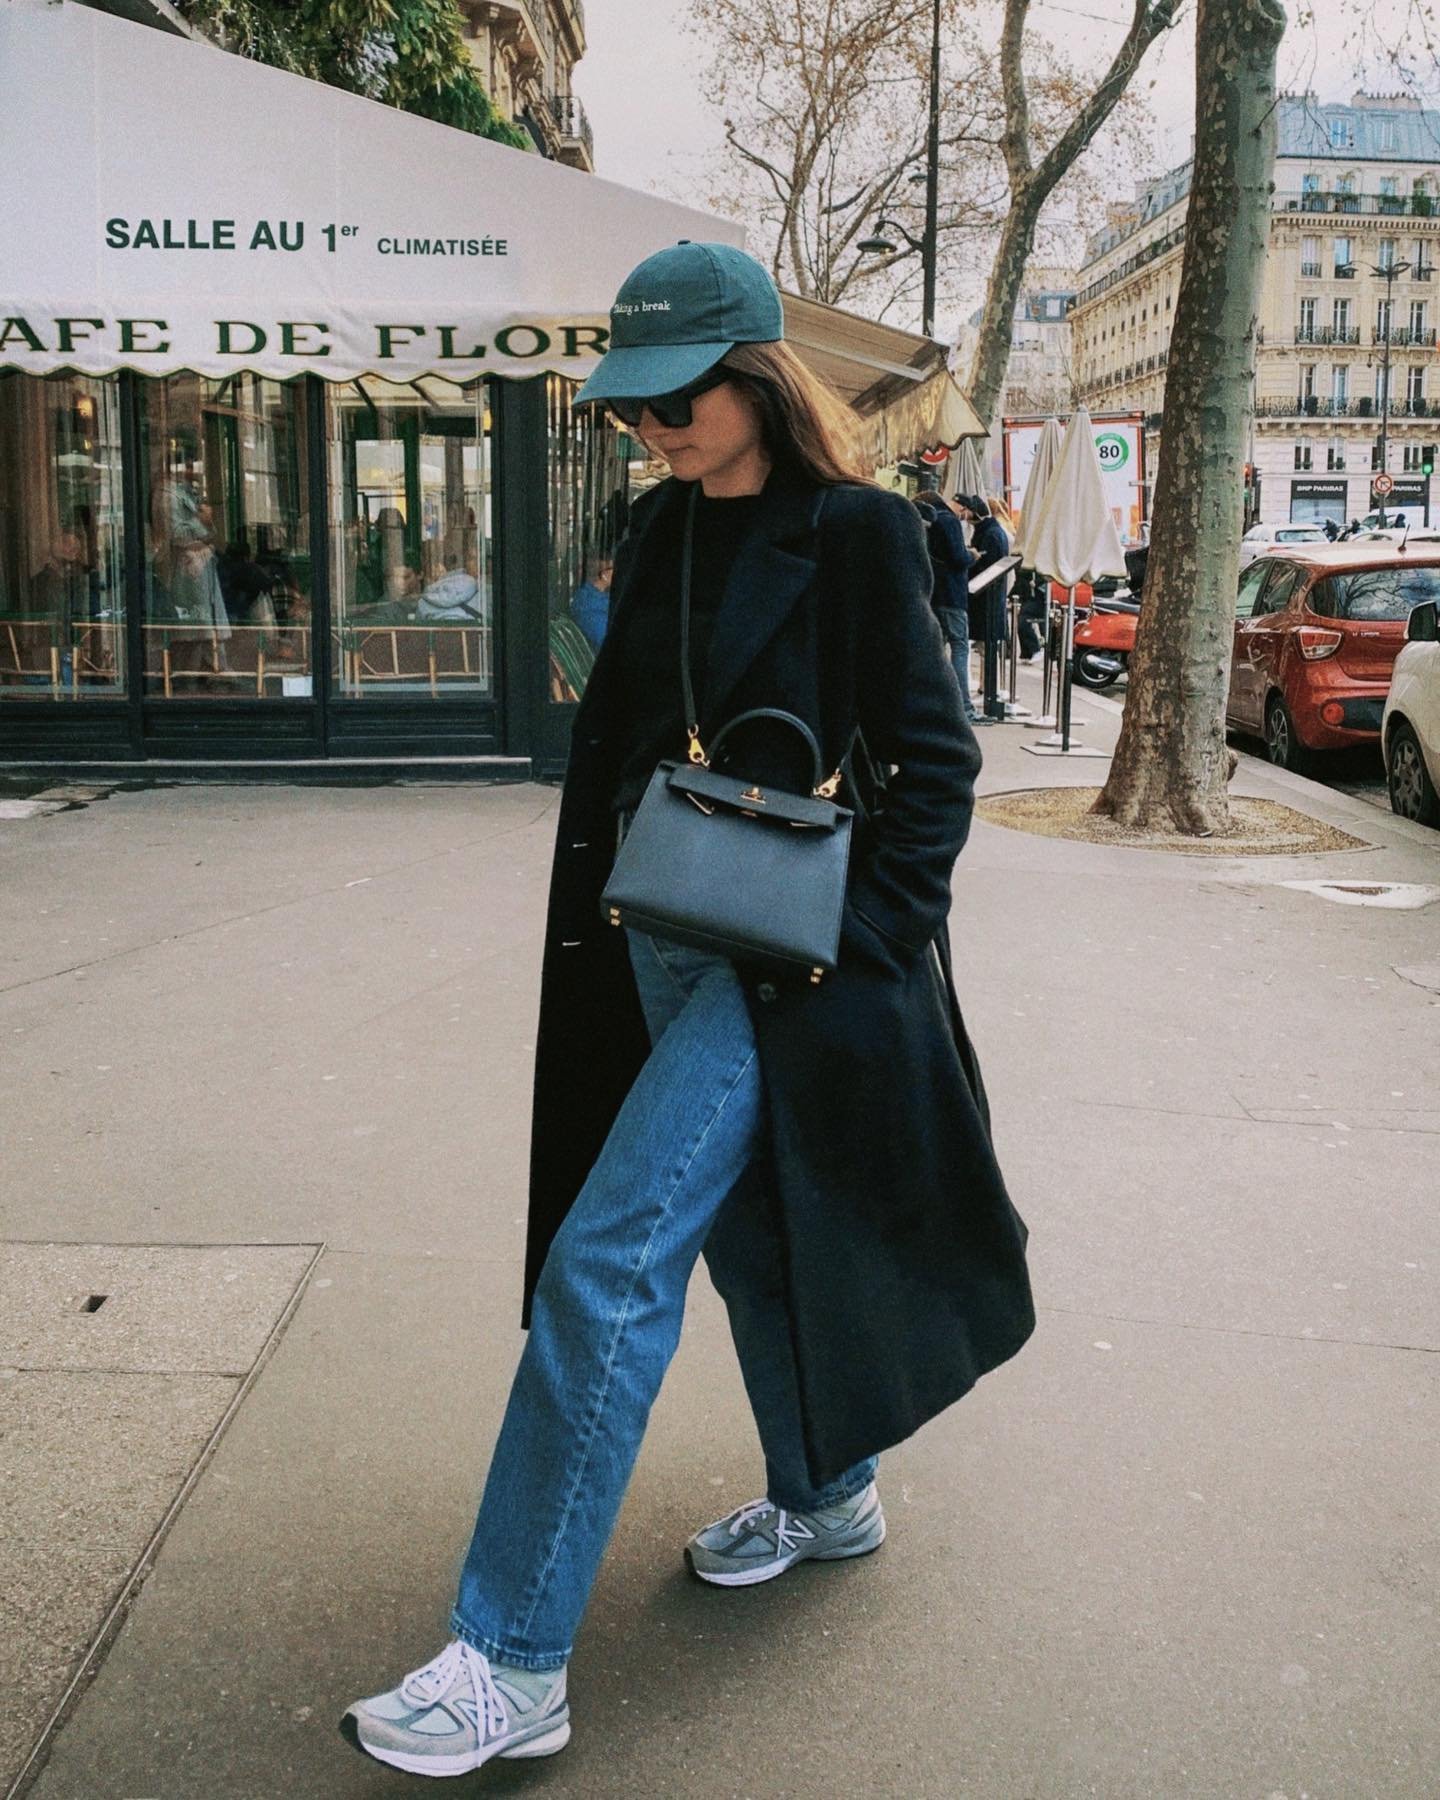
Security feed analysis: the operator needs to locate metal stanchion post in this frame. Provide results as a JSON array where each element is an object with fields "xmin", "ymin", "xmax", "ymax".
[
  {"xmin": 1004, "ymin": 584, "xmax": 1033, "ymax": 719},
  {"xmin": 1031, "ymin": 586, "xmax": 1083, "ymax": 750},
  {"xmin": 1026, "ymin": 583, "xmax": 1059, "ymax": 729}
]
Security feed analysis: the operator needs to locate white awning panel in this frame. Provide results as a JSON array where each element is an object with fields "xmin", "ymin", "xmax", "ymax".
[{"xmin": 0, "ymin": 0, "xmax": 740, "ymax": 384}]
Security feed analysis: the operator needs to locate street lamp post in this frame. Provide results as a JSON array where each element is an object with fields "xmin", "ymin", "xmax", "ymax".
[
  {"xmin": 922, "ymin": 0, "xmax": 940, "ymax": 339},
  {"xmin": 1343, "ymin": 255, "xmax": 1412, "ymax": 522},
  {"xmin": 856, "ymin": 0, "xmax": 941, "ymax": 337}
]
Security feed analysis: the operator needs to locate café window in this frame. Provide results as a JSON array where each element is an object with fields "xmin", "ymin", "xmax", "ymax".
[
  {"xmin": 545, "ymin": 376, "xmax": 634, "ymax": 705},
  {"xmin": 327, "ymin": 376, "xmax": 493, "ymax": 702},
  {"xmin": 138, "ymin": 375, "xmax": 312, "ymax": 699},
  {"xmin": 0, "ymin": 372, "xmax": 126, "ymax": 700}
]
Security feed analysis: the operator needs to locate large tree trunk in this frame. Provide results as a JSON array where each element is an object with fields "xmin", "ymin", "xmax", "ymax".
[
  {"xmin": 1093, "ymin": 0, "xmax": 1286, "ymax": 835},
  {"xmin": 965, "ymin": 193, "xmax": 1041, "ymax": 434}
]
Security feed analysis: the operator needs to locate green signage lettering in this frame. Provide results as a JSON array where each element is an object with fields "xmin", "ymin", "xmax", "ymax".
[
  {"xmin": 217, "ymin": 320, "xmax": 268, "ymax": 355},
  {"xmin": 562, "ymin": 324, "xmax": 609, "ymax": 358},
  {"xmin": 280, "ymin": 322, "xmax": 331, "ymax": 357},
  {"xmin": 377, "ymin": 325, "xmax": 427, "ymax": 359},
  {"xmin": 119, "ymin": 319, "xmax": 170, "ymax": 354},
  {"xmin": 56, "ymin": 318, "xmax": 105, "ymax": 353},
  {"xmin": 438, "ymin": 326, "xmax": 487, "ymax": 360},
  {"xmin": 0, "ymin": 316, "xmax": 45, "ymax": 354},
  {"xmin": 494, "ymin": 325, "xmax": 551, "ymax": 359}
]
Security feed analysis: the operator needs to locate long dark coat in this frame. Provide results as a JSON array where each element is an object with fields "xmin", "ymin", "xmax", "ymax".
[{"xmin": 524, "ymin": 465, "xmax": 1035, "ymax": 1489}]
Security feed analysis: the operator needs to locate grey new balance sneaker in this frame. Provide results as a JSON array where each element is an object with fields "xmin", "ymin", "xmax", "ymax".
[
  {"xmin": 341, "ymin": 1638, "xmax": 569, "ymax": 1776},
  {"xmin": 685, "ymin": 1482, "xmax": 886, "ymax": 1586}
]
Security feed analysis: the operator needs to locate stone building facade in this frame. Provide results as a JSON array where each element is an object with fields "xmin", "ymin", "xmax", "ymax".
[
  {"xmin": 1070, "ymin": 93, "xmax": 1440, "ymax": 527},
  {"xmin": 458, "ymin": 0, "xmax": 593, "ymax": 171}
]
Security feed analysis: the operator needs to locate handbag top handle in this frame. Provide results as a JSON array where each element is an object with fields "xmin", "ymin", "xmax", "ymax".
[{"xmin": 677, "ymin": 484, "xmax": 849, "ymax": 800}]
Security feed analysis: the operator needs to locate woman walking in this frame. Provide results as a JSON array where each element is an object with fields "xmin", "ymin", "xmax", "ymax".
[{"xmin": 343, "ymin": 242, "xmax": 1035, "ymax": 1778}]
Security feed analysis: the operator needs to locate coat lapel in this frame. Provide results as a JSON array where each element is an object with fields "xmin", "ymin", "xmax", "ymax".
[{"xmin": 699, "ymin": 468, "xmax": 825, "ymax": 738}]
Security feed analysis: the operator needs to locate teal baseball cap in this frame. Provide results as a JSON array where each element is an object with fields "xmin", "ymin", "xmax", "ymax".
[{"xmin": 575, "ymin": 241, "xmax": 784, "ymax": 406}]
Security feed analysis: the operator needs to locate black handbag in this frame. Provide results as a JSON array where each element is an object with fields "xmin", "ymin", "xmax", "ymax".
[{"xmin": 600, "ymin": 489, "xmax": 853, "ymax": 984}]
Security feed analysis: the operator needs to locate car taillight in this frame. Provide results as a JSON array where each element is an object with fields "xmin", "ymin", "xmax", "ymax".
[{"xmin": 1298, "ymin": 626, "xmax": 1343, "ymax": 660}]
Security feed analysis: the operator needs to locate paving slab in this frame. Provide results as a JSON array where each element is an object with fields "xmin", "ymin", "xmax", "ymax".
[
  {"xmin": 0, "ymin": 1247, "xmax": 318, "ymax": 1798},
  {"xmin": 0, "ymin": 1243, "xmax": 321, "ymax": 1374}
]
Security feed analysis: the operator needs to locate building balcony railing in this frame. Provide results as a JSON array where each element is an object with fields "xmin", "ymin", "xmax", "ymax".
[
  {"xmin": 1277, "ymin": 191, "xmax": 1438, "ymax": 218},
  {"xmin": 1372, "ymin": 326, "xmax": 1437, "ymax": 347},
  {"xmin": 548, "ymin": 92, "xmax": 593, "ymax": 163},
  {"xmin": 1293, "ymin": 325, "xmax": 1361, "ymax": 345},
  {"xmin": 1256, "ymin": 394, "xmax": 1433, "ymax": 420},
  {"xmin": 1414, "ymin": 266, "xmax": 1434, "ymax": 281},
  {"xmin": 1074, "ymin": 221, "xmax": 1187, "ymax": 309},
  {"xmin": 1300, "ymin": 261, "xmax": 1322, "ymax": 278}
]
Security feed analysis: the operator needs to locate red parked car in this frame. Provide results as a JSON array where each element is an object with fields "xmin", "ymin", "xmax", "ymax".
[{"xmin": 1226, "ymin": 545, "xmax": 1440, "ymax": 771}]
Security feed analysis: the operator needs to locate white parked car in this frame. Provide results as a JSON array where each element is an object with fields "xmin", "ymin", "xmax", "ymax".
[
  {"xmin": 1382, "ymin": 598, "xmax": 1440, "ymax": 825},
  {"xmin": 1238, "ymin": 522, "xmax": 1328, "ymax": 568},
  {"xmin": 1356, "ymin": 506, "xmax": 1428, "ymax": 534},
  {"xmin": 1348, "ymin": 525, "xmax": 1440, "ymax": 546}
]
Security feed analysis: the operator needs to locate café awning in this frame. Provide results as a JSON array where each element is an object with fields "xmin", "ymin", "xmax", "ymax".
[
  {"xmin": 0, "ymin": 0, "xmax": 739, "ymax": 386},
  {"xmin": 0, "ymin": 0, "xmax": 987, "ymax": 455},
  {"xmin": 782, "ymin": 293, "xmax": 986, "ymax": 457}
]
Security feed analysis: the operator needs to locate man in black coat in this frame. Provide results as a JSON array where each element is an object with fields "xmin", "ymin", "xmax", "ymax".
[
  {"xmin": 955, "ymin": 496, "xmax": 1011, "ymax": 721},
  {"xmin": 913, "ymin": 489, "xmax": 977, "ymax": 718}
]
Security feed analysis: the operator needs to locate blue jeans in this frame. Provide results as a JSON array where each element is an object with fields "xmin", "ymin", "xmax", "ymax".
[
  {"xmin": 933, "ymin": 604, "xmax": 976, "ymax": 715},
  {"xmin": 451, "ymin": 933, "xmax": 877, "ymax": 1670}
]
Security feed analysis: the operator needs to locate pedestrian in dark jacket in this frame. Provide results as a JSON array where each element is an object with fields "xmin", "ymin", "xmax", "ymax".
[
  {"xmin": 955, "ymin": 496, "xmax": 1011, "ymax": 719},
  {"xmin": 913, "ymin": 488, "xmax": 977, "ymax": 715},
  {"xmin": 344, "ymin": 242, "xmax": 1034, "ymax": 1781}
]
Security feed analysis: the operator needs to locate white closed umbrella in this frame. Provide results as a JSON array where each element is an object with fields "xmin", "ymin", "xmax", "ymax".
[
  {"xmin": 1015, "ymin": 417, "xmax": 1063, "ymax": 564},
  {"xmin": 953, "ymin": 437, "xmax": 988, "ymax": 503},
  {"xmin": 1023, "ymin": 408, "xmax": 1129, "ymax": 751},
  {"xmin": 1025, "ymin": 407, "xmax": 1129, "ymax": 586}
]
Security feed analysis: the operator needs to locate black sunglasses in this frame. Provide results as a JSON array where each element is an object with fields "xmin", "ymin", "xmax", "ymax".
[{"xmin": 607, "ymin": 366, "xmax": 731, "ymax": 430}]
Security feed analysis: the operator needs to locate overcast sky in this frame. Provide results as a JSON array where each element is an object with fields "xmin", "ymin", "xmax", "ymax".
[{"xmin": 574, "ymin": 2, "xmax": 1422, "ymax": 237}]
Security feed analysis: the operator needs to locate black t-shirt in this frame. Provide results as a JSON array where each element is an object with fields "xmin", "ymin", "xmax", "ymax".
[{"xmin": 611, "ymin": 486, "xmax": 762, "ymax": 813}]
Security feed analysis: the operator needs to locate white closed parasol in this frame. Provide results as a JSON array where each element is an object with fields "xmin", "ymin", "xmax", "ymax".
[
  {"xmin": 1015, "ymin": 417, "xmax": 1063, "ymax": 564},
  {"xmin": 1023, "ymin": 408, "xmax": 1129, "ymax": 752}
]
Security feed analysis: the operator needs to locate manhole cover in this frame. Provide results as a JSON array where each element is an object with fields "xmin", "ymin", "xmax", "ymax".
[{"xmin": 1281, "ymin": 880, "xmax": 1440, "ymax": 909}]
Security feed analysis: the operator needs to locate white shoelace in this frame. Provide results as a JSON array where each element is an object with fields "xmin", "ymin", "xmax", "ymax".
[
  {"xmin": 401, "ymin": 1639, "xmax": 508, "ymax": 1740},
  {"xmin": 729, "ymin": 1498, "xmax": 806, "ymax": 1554}
]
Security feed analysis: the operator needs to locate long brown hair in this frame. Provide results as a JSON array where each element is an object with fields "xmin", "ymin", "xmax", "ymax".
[{"xmin": 719, "ymin": 341, "xmax": 872, "ymax": 486}]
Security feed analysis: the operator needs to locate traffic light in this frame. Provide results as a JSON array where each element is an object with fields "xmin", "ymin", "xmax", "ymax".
[{"xmin": 1423, "ymin": 445, "xmax": 1437, "ymax": 476}]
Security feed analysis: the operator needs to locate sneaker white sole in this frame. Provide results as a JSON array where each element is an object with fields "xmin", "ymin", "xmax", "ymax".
[
  {"xmin": 344, "ymin": 1714, "xmax": 570, "ymax": 1776},
  {"xmin": 686, "ymin": 1516, "xmax": 886, "ymax": 1587}
]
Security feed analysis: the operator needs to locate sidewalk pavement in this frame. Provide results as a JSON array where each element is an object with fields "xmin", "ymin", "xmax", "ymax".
[{"xmin": 2, "ymin": 663, "xmax": 1437, "ymax": 1799}]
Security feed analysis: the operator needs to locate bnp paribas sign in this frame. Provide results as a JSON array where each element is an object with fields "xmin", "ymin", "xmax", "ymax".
[{"xmin": 0, "ymin": 3, "xmax": 740, "ymax": 385}]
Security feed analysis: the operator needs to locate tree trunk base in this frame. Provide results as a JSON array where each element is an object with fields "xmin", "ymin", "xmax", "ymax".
[{"xmin": 1090, "ymin": 778, "xmax": 1233, "ymax": 837}]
